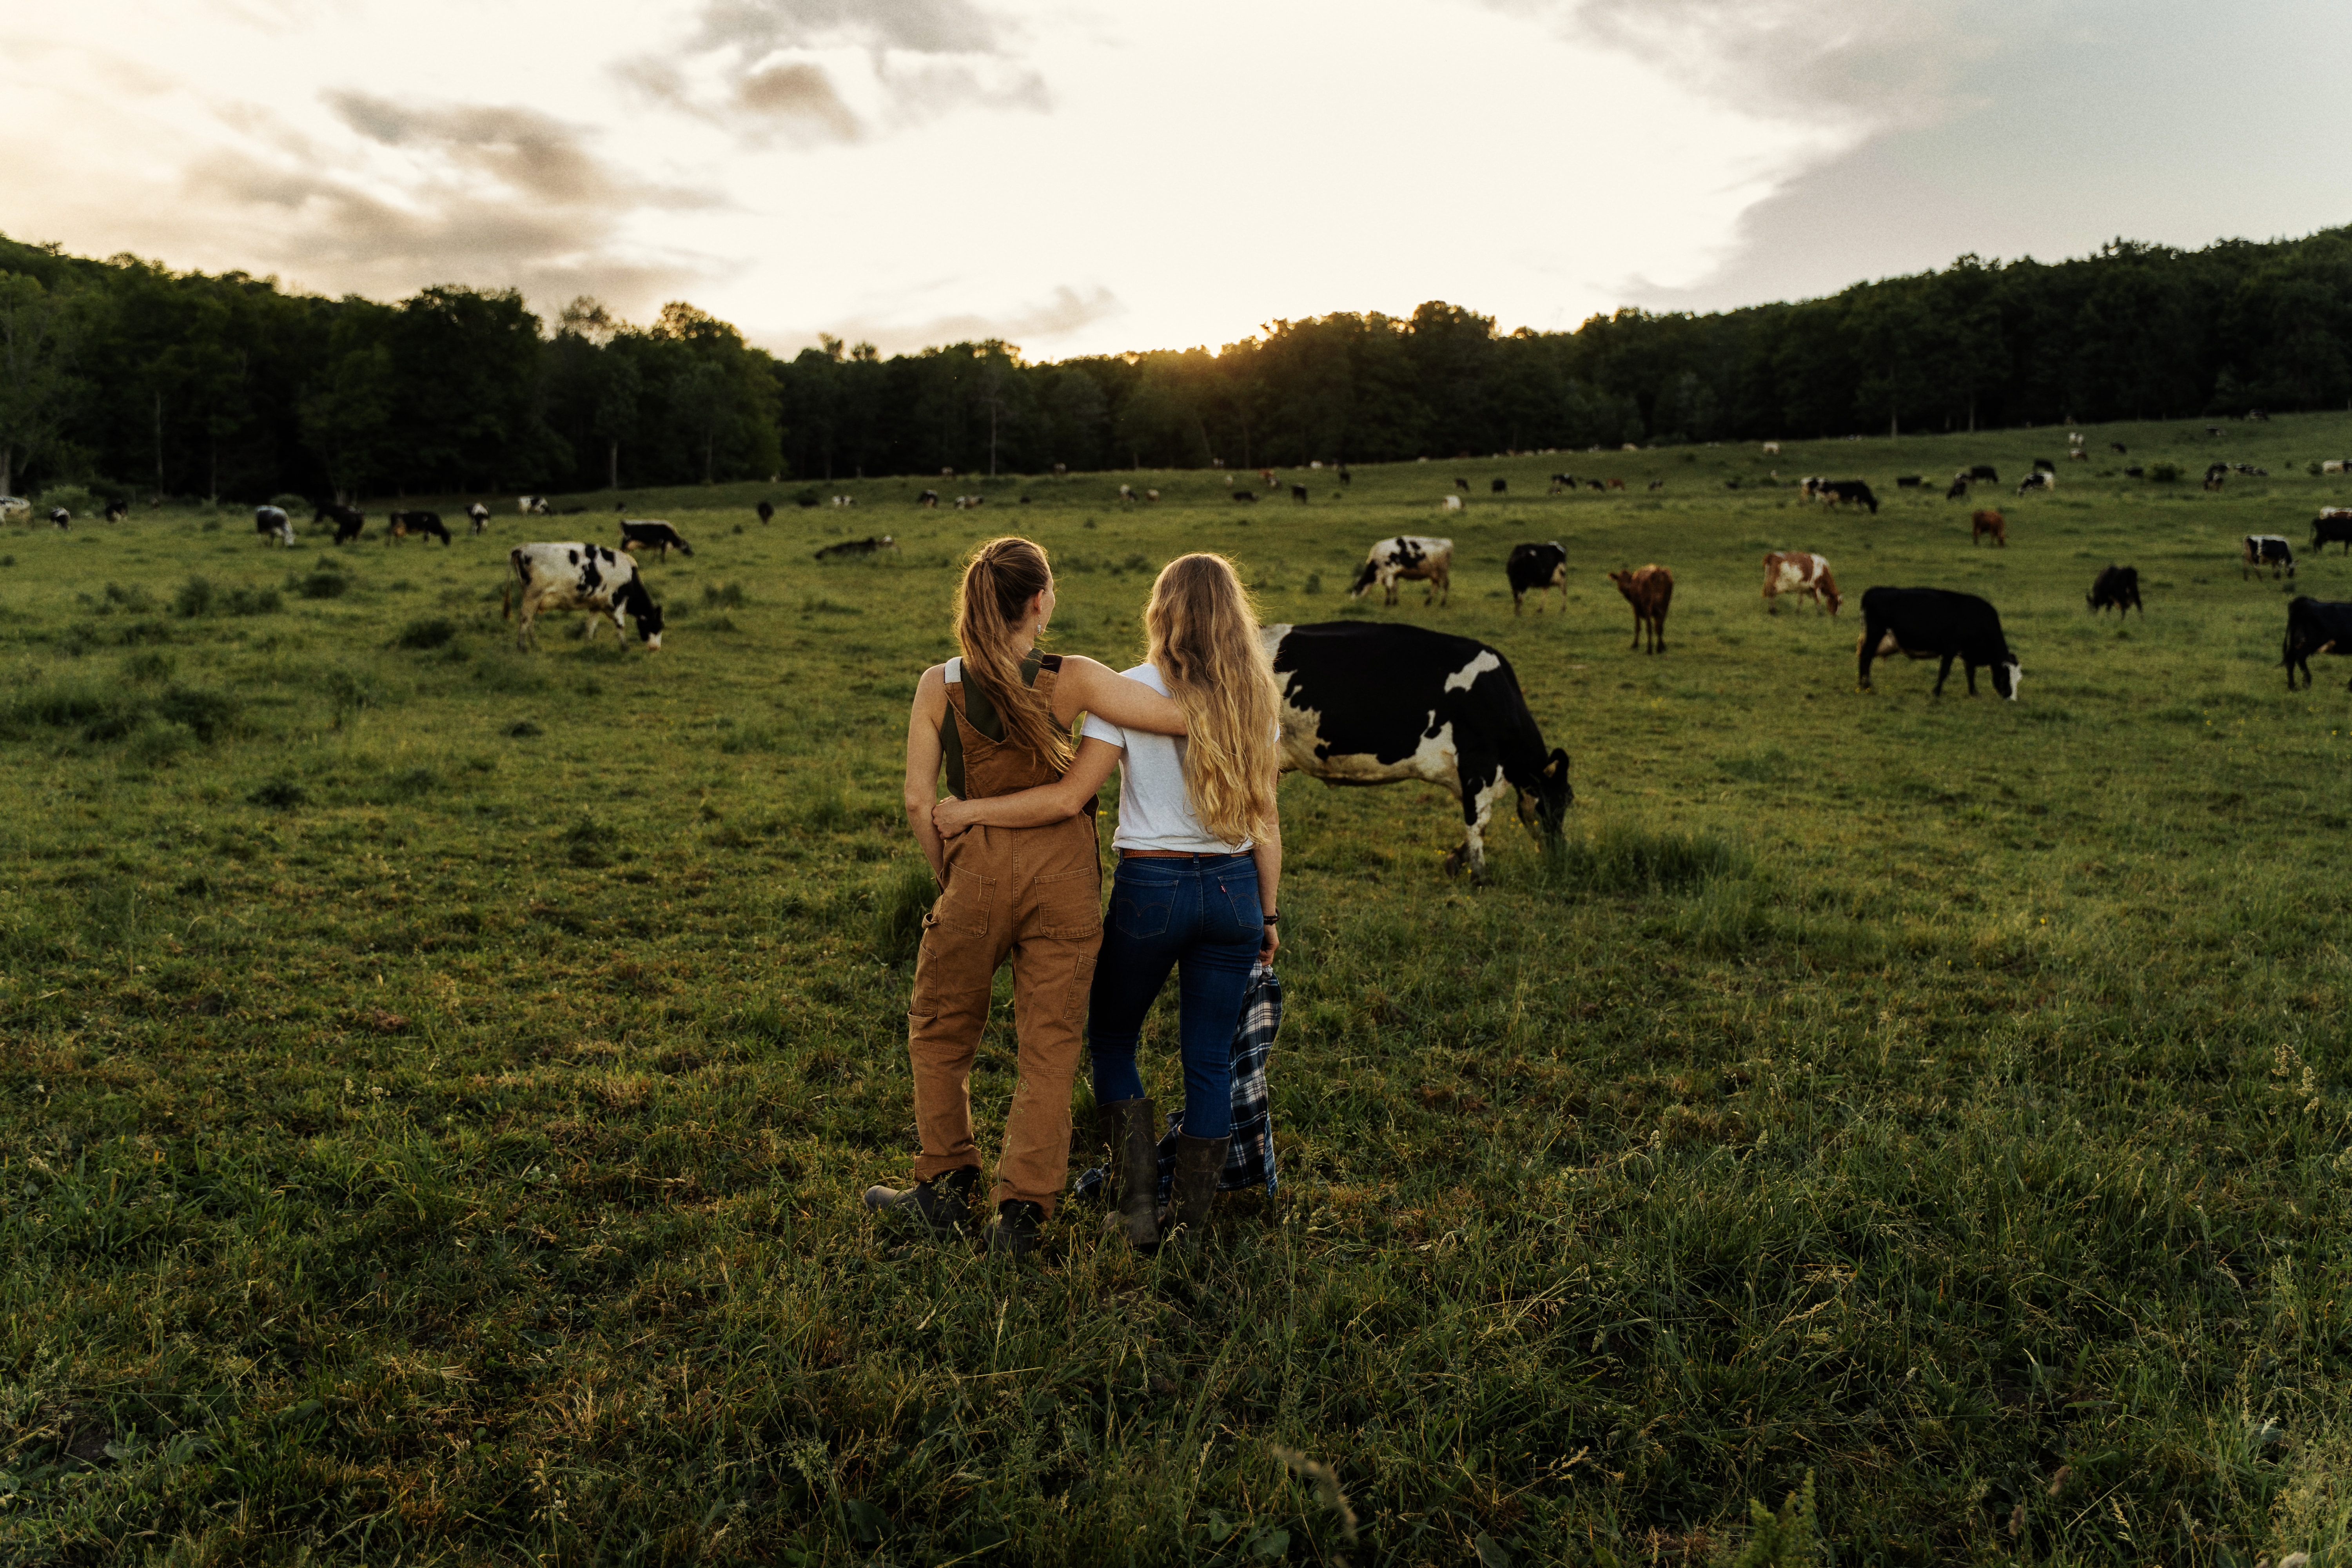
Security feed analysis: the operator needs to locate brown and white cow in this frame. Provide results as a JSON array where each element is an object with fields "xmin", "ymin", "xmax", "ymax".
[
  {"xmin": 503, "ymin": 542, "xmax": 664, "ymax": 652},
  {"xmin": 1762, "ymin": 551, "xmax": 1840, "ymax": 614},
  {"xmin": 1609, "ymin": 564, "xmax": 1673, "ymax": 653},
  {"xmin": 1972, "ymin": 509, "xmax": 2007, "ymax": 548},
  {"xmin": 1350, "ymin": 536, "xmax": 1454, "ymax": 605}
]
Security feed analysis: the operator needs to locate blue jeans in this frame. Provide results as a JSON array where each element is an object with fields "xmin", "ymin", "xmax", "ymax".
[{"xmin": 1088, "ymin": 853, "xmax": 1262, "ymax": 1140}]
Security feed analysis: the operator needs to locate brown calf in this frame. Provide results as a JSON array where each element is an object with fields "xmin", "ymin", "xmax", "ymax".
[
  {"xmin": 1609, "ymin": 565, "xmax": 1673, "ymax": 653},
  {"xmin": 1972, "ymin": 509, "xmax": 2007, "ymax": 548}
]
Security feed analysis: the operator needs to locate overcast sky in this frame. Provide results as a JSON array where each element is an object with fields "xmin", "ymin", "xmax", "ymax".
[{"xmin": 3, "ymin": 1, "xmax": 2345, "ymax": 361}]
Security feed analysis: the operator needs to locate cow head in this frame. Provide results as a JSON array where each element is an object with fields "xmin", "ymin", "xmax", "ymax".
[
  {"xmin": 1993, "ymin": 659, "xmax": 2021, "ymax": 701},
  {"xmin": 1514, "ymin": 748, "xmax": 1573, "ymax": 840},
  {"xmin": 1347, "ymin": 560, "xmax": 1380, "ymax": 598}
]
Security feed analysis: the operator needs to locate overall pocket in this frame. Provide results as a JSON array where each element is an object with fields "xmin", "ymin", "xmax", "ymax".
[
  {"xmin": 1036, "ymin": 866, "xmax": 1103, "ymax": 940},
  {"xmin": 936, "ymin": 867, "xmax": 993, "ymax": 936}
]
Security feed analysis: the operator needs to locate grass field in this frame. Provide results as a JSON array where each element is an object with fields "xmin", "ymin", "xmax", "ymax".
[{"xmin": 5, "ymin": 413, "xmax": 2352, "ymax": 1566}]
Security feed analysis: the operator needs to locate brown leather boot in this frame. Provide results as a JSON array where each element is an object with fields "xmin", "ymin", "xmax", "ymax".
[
  {"xmin": 1096, "ymin": 1098, "xmax": 1161, "ymax": 1248},
  {"xmin": 862, "ymin": 1165, "xmax": 980, "ymax": 1238},
  {"xmin": 1157, "ymin": 1133, "xmax": 1229, "ymax": 1246}
]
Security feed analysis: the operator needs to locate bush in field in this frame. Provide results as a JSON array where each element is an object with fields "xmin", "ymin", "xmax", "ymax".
[
  {"xmin": 2148, "ymin": 460, "xmax": 2184, "ymax": 483},
  {"xmin": 175, "ymin": 577, "xmax": 281, "ymax": 617},
  {"xmin": 396, "ymin": 618, "xmax": 457, "ymax": 650}
]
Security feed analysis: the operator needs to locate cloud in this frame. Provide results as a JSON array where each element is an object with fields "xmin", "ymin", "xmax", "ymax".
[
  {"xmin": 323, "ymin": 91, "xmax": 716, "ymax": 209},
  {"xmin": 758, "ymin": 283, "xmax": 1124, "ymax": 358},
  {"xmin": 734, "ymin": 62, "xmax": 862, "ymax": 138},
  {"xmin": 690, "ymin": 0, "xmax": 1008, "ymax": 57}
]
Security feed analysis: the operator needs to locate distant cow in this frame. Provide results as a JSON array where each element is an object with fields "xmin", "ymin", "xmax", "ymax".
[
  {"xmin": 1338, "ymin": 466, "xmax": 1352, "ymax": 484},
  {"xmin": 2016, "ymin": 472, "xmax": 2054, "ymax": 495},
  {"xmin": 1441, "ymin": 494, "xmax": 1463, "ymax": 513},
  {"xmin": 1147, "ymin": 489, "xmax": 1161, "ymax": 503},
  {"xmin": 755, "ymin": 500, "xmax": 775, "ymax": 525},
  {"xmin": 1857, "ymin": 586, "xmax": 2021, "ymax": 701},
  {"xmin": 2326, "ymin": 461, "xmax": 2347, "ymax": 476},
  {"xmin": 1585, "ymin": 479, "xmax": 1604, "ymax": 491},
  {"xmin": 1895, "ymin": 475, "xmax": 1923, "ymax": 488},
  {"xmin": 918, "ymin": 490, "xmax": 940, "ymax": 507},
  {"xmin": 1945, "ymin": 477, "xmax": 1971, "ymax": 500},
  {"xmin": 103, "ymin": 498, "xmax": 129, "ymax": 523},
  {"xmin": 1822, "ymin": 480, "xmax": 1879, "ymax": 514},
  {"xmin": 815, "ymin": 535, "xmax": 898, "ymax": 561},
  {"xmin": 387, "ymin": 510, "xmax": 450, "ymax": 546},
  {"xmin": 1455, "ymin": 477, "xmax": 1470, "ymax": 492},
  {"xmin": 2088, "ymin": 565, "xmax": 2142, "ymax": 615},
  {"xmin": 0, "ymin": 496, "xmax": 29, "ymax": 524},
  {"xmin": 2244, "ymin": 535, "xmax": 2296, "ymax": 579},
  {"xmin": 1606, "ymin": 478, "xmax": 1626, "ymax": 491},
  {"xmin": 1507, "ymin": 542, "xmax": 1568, "ymax": 615},
  {"xmin": 1490, "ymin": 478, "xmax": 1507, "ymax": 494},
  {"xmin": 2313, "ymin": 508, "xmax": 2352, "ymax": 554},
  {"xmin": 1968, "ymin": 465, "xmax": 1998, "ymax": 482},
  {"xmin": 1971, "ymin": 509, "xmax": 2006, "ymax": 548},
  {"xmin": 2283, "ymin": 597, "xmax": 2352, "ymax": 690},
  {"xmin": 518, "ymin": 495, "xmax": 550, "ymax": 515},
  {"xmin": 1762, "ymin": 442, "xmax": 1781, "ymax": 455},
  {"xmin": 2033, "ymin": 458, "xmax": 2057, "ymax": 474},
  {"xmin": 256, "ymin": 506, "xmax": 297, "ymax": 546},
  {"xmin": 47, "ymin": 506, "xmax": 69, "ymax": 529},
  {"xmin": 468, "ymin": 501, "xmax": 491, "ymax": 535},
  {"xmin": 2110, "ymin": 442, "xmax": 2127, "ymax": 455},
  {"xmin": 1351, "ymin": 536, "xmax": 1454, "ymax": 605},
  {"xmin": 1608, "ymin": 565, "xmax": 1673, "ymax": 653},
  {"xmin": 1548, "ymin": 472, "xmax": 1575, "ymax": 494},
  {"xmin": 1761, "ymin": 551, "xmax": 1839, "ymax": 615},
  {"xmin": 2204, "ymin": 464, "xmax": 2229, "ymax": 491},
  {"xmin": 1263, "ymin": 620, "xmax": 1571, "ymax": 879},
  {"xmin": 2068, "ymin": 449, "xmax": 2089, "ymax": 461},
  {"xmin": 505, "ymin": 542, "xmax": 664, "ymax": 653},
  {"xmin": 1233, "ymin": 490, "xmax": 1257, "ymax": 503},
  {"xmin": 1291, "ymin": 484, "xmax": 1309, "ymax": 503},
  {"xmin": 619, "ymin": 520, "xmax": 693, "ymax": 560},
  {"xmin": 315, "ymin": 503, "xmax": 364, "ymax": 544}
]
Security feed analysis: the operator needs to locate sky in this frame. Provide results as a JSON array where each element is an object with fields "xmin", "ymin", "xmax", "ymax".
[{"xmin": 1, "ymin": 0, "xmax": 2346, "ymax": 361}]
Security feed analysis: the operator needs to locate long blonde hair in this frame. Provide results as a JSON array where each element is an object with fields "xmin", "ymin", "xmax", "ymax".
[
  {"xmin": 1145, "ymin": 553, "xmax": 1281, "ymax": 845},
  {"xmin": 954, "ymin": 537, "xmax": 1071, "ymax": 770}
]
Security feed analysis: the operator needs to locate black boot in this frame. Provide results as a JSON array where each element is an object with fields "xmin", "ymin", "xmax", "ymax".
[
  {"xmin": 1157, "ymin": 1134, "xmax": 1230, "ymax": 1246},
  {"xmin": 988, "ymin": 1199, "xmax": 1045, "ymax": 1260},
  {"xmin": 1096, "ymin": 1098, "xmax": 1161, "ymax": 1248},
  {"xmin": 862, "ymin": 1165, "xmax": 980, "ymax": 1238}
]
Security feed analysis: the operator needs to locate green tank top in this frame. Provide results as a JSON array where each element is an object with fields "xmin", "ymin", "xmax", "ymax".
[{"xmin": 940, "ymin": 650, "xmax": 1045, "ymax": 798}]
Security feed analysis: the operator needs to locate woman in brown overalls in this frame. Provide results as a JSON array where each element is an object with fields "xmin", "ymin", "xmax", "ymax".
[{"xmin": 865, "ymin": 537, "xmax": 1188, "ymax": 1258}]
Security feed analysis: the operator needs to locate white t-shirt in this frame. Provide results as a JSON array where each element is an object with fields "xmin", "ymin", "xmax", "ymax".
[{"xmin": 1082, "ymin": 663, "xmax": 1252, "ymax": 854}]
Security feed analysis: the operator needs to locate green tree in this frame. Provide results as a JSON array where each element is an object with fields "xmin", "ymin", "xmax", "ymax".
[{"xmin": 0, "ymin": 271, "xmax": 80, "ymax": 496}]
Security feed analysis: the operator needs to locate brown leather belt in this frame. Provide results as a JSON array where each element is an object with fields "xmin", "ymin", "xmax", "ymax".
[{"xmin": 1120, "ymin": 848, "xmax": 1217, "ymax": 859}]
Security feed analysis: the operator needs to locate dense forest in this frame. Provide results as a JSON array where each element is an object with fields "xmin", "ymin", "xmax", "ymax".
[{"xmin": 3, "ymin": 224, "xmax": 2351, "ymax": 501}]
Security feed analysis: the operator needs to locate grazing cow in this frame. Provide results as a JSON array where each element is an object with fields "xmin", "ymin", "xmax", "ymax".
[
  {"xmin": 2016, "ymin": 472, "xmax": 2055, "ymax": 495},
  {"xmin": 103, "ymin": 498, "xmax": 129, "ymax": 523},
  {"xmin": 1972, "ymin": 509, "xmax": 2007, "ymax": 548},
  {"xmin": 755, "ymin": 500, "xmax": 774, "ymax": 525},
  {"xmin": 815, "ymin": 535, "xmax": 898, "ymax": 561},
  {"xmin": 831, "ymin": 495, "xmax": 857, "ymax": 507},
  {"xmin": 1339, "ymin": 466, "xmax": 1352, "ymax": 485},
  {"xmin": 2327, "ymin": 461, "xmax": 2347, "ymax": 476},
  {"xmin": 1647, "ymin": 479, "xmax": 1665, "ymax": 491},
  {"xmin": 1585, "ymin": 479, "xmax": 1605, "ymax": 491},
  {"xmin": 1146, "ymin": 488, "xmax": 1161, "ymax": 503},
  {"xmin": 1547, "ymin": 472, "xmax": 1576, "ymax": 494},
  {"xmin": 1608, "ymin": 565, "xmax": 1673, "ymax": 652},
  {"xmin": 256, "ymin": 506, "xmax": 297, "ymax": 546},
  {"xmin": 0, "ymin": 495, "xmax": 30, "ymax": 524},
  {"xmin": 1259, "ymin": 468, "xmax": 1274, "ymax": 489},
  {"xmin": 1261, "ymin": 620, "xmax": 1571, "ymax": 880},
  {"xmin": 1606, "ymin": 477, "xmax": 1626, "ymax": 491},
  {"xmin": 1761, "ymin": 551, "xmax": 1840, "ymax": 615},
  {"xmin": 1945, "ymin": 477, "xmax": 1971, "ymax": 500},
  {"xmin": 1440, "ymin": 494, "xmax": 1463, "ymax": 513},
  {"xmin": 468, "ymin": 501, "xmax": 491, "ymax": 535},
  {"xmin": 2312, "ymin": 508, "xmax": 2352, "ymax": 554},
  {"xmin": 1455, "ymin": 477, "xmax": 1470, "ymax": 492},
  {"xmin": 619, "ymin": 520, "xmax": 693, "ymax": 560},
  {"xmin": 2110, "ymin": 442, "xmax": 2128, "ymax": 455},
  {"xmin": 1969, "ymin": 465, "xmax": 1998, "ymax": 482},
  {"xmin": 518, "ymin": 495, "xmax": 551, "ymax": 515},
  {"xmin": 1857, "ymin": 587, "xmax": 2021, "ymax": 701},
  {"xmin": 1896, "ymin": 475, "xmax": 1924, "ymax": 488},
  {"xmin": 2068, "ymin": 449, "xmax": 2089, "ymax": 461},
  {"xmin": 1290, "ymin": 484, "xmax": 1308, "ymax": 503},
  {"xmin": 2244, "ymin": 535, "xmax": 2296, "ymax": 578},
  {"xmin": 953, "ymin": 495, "xmax": 983, "ymax": 509},
  {"xmin": 1491, "ymin": 478, "xmax": 1507, "ymax": 494},
  {"xmin": 1762, "ymin": 442, "xmax": 1781, "ymax": 455},
  {"xmin": 316, "ymin": 503, "xmax": 365, "ymax": 544},
  {"xmin": 2283, "ymin": 597, "xmax": 2352, "ymax": 690},
  {"xmin": 1507, "ymin": 541, "xmax": 1568, "ymax": 615},
  {"xmin": 2033, "ymin": 458, "xmax": 2056, "ymax": 474},
  {"xmin": 1820, "ymin": 480, "xmax": 1879, "ymax": 514},
  {"xmin": 387, "ymin": 510, "xmax": 450, "ymax": 546},
  {"xmin": 2204, "ymin": 464, "xmax": 2229, "ymax": 491},
  {"xmin": 47, "ymin": 506, "xmax": 69, "ymax": 529},
  {"xmin": 1118, "ymin": 484, "xmax": 1136, "ymax": 504},
  {"xmin": 918, "ymin": 490, "xmax": 941, "ymax": 507},
  {"xmin": 504, "ymin": 542, "xmax": 664, "ymax": 653},
  {"xmin": 1351, "ymin": 535, "xmax": 1454, "ymax": 605},
  {"xmin": 1054, "ymin": 463, "xmax": 1068, "ymax": 479},
  {"xmin": 1233, "ymin": 490, "xmax": 1257, "ymax": 503},
  {"xmin": 2087, "ymin": 565, "xmax": 2142, "ymax": 615}
]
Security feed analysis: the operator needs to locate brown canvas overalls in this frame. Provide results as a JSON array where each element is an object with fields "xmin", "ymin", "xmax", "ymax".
[{"xmin": 907, "ymin": 653, "xmax": 1102, "ymax": 1216}]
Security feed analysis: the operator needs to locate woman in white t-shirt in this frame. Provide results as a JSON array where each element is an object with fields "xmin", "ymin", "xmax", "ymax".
[{"xmin": 933, "ymin": 553, "xmax": 1283, "ymax": 1249}]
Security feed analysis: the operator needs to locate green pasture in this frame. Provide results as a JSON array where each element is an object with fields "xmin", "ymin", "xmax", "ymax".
[{"xmin": 5, "ymin": 414, "xmax": 2352, "ymax": 1565}]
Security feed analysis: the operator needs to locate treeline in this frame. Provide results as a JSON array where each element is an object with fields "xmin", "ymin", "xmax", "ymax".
[{"xmin": 5, "ymin": 225, "xmax": 2352, "ymax": 500}]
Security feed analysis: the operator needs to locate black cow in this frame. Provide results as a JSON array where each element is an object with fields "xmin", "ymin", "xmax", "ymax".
[
  {"xmin": 2033, "ymin": 458, "xmax": 2057, "ymax": 474},
  {"xmin": 1338, "ymin": 466, "xmax": 1352, "ymax": 485},
  {"xmin": 1945, "ymin": 477, "xmax": 1971, "ymax": 500},
  {"xmin": 2283, "ymin": 597, "xmax": 2352, "ymax": 690},
  {"xmin": 1232, "ymin": 490, "xmax": 1257, "ymax": 503},
  {"xmin": 1585, "ymin": 479, "xmax": 1605, "ymax": 491},
  {"xmin": 1291, "ymin": 484, "xmax": 1309, "ymax": 503},
  {"xmin": 1261, "ymin": 620, "xmax": 1572, "ymax": 879},
  {"xmin": 314, "ymin": 503, "xmax": 364, "ymax": 544},
  {"xmin": 1822, "ymin": 480, "xmax": 1878, "ymax": 515},
  {"xmin": 1857, "ymin": 587, "xmax": 2022, "ymax": 701},
  {"xmin": 2244, "ymin": 536, "xmax": 2296, "ymax": 579},
  {"xmin": 1896, "ymin": 475, "xmax": 1923, "ymax": 488},
  {"xmin": 387, "ymin": 510, "xmax": 450, "ymax": 546},
  {"xmin": 1454, "ymin": 477, "xmax": 1470, "ymax": 492},
  {"xmin": 2125, "ymin": 466, "xmax": 2145, "ymax": 478},
  {"xmin": 255, "ymin": 506, "xmax": 296, "ymax": 546},
  {"xmin": 1506, "ymin": 541, "xmax": 1568, "ymax": 615},
  {"xmin": 1491, "ymin": 478, "xmax": 1508, "ymax": 494},
  {"xmin": 2087, "ymin": 565, "xmax": 2142, "ymax": 615},
  {"xmin": 815, "ymin": 535, "xmax": 898, "ymax": 561},
  {"xmin": 2110, "ymin": 442, "xmax": 2128, "ymax": 455},
  {"xmin": 1969, "ymin": 465, "xmax": 1998, "ymax": 481},
  {"xmin": 756, "ymin": 499, "xmax": 775, "ymax": 525},
  {"xmin": 619, "ymin": 519, "xmax": 693, "ymax": 559},
  {"xmin": 2312, "ymin": 510, "xmax": 2352, "ymax": 555},
  {"xmin": 103, "ymin": 498, "xmax": 129, "ymax": 523}
]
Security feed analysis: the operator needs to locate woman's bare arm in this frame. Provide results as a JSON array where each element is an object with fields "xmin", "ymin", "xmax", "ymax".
[
  {"xmin": 1052, "ymin": 655, "xmax": 1188, "ymax": 735},
  {"xmin": 1252, "ymin": 782, "xmax": 1282, "ymax": 962},
  {"xmin": 902, "ymin": 665, "xmax": 950, "ymax": 885},
  {"xmin": 935, "ymin": 737, "xmax": 1122, "ymax": 837}
]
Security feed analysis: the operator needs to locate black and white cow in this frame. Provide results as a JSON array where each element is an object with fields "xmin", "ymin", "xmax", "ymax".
[
  {"xmin": 2016, "ymin": 472, "xmax": 2055, "ymax": 495},
  {"xmin": 468, "ymin": 501, "xmax": 491, "ymax": 535},
  {"xmin": 2244, "ymin": 535, "xmax": 2296, "ymax": 579},
  {"xmin": 1262, "ymin": 620, "xmax": 1572, "ymax": 878},
  {"xmin": 1822, "ymin": 480, "xmax": 1879, "ymax": 514},
  {"xmin": 2312, "ymin": 508, "xmax": 2352, "ymax": 555},
  {"xmin": 2087, "ymin": 565, "xmax": 2142, "ymax": 615},
  {"xmin": 619, "ymin": 519, "xmax": 693, "ymax": 559},
  {"xmin": 503, "ymin": 543, "xmax": 664, "ymax": 652},
  {"xmin": 814, "ymin": 535, "xmax": 898, "ymax": 561},
  {"xmin": 2283, "ymin": 597, "xmax": 2352, "ymax": 690},
  {"xmin": 103, "ymin": 498, "xmax": 129, "ymax": 523},
  {"xmin": 1857, "ymin": 586, "xmax": 2022, "ymax": 701},
  {"xmin": 1350, "ymin": 535, "xmax": 1454, "ymax": 605},
  {"xmin": 314, "ymin": 503, "xmax": 364, "ymax": 544},
  {"xmin": 256, "ymin": 505, "xmax": 297, "ymax": 546},
  {"xmin": 1506, "ymin": 541, "xmax": 1568, "ymax": 615},
  {"xmin": 387, "ymin": 510, "xmax": 450, "ymax": 546},
  {"xmin": 519, "ymin": 495, "xmax": 551, "ymax": 515},
  {"xmin": 0, "ymin": 496, "xmax": 29, "ymax": 524},
  {"xmin": 48, "ymin": 506, "xmax": 70, "ymax": 530}
]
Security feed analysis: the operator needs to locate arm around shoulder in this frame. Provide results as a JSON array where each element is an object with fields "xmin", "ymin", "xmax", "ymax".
[{"xmin": 1056, "ymin": 655, "xmax": 1187, "ymax": 736}]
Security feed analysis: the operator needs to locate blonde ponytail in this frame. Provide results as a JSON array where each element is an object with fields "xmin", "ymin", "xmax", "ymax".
[
  {"xmin": 953, "ymin": 537, "xmax": 1072, "ymax": 771},
  {"xmin": 1144, "ymin": 553, "xmax": 1280, "ymax": 845}
]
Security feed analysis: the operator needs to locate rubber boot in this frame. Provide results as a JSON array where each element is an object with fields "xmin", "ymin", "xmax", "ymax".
[
  {"xmin": 1096, "ymin": 1098, "xmax": 1162, "ymax": 1248},
  {"xmin": 862, "ymin": 1165, "xmax": 980, "ymax": 1238},
  {"xmin": 988, "ymin": 1199, "xmax": 1045, "ymax": 1260},
  {"xmin": 1157, "ymin": 1133, "xmax": 1230, "ymax": 1247}
]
